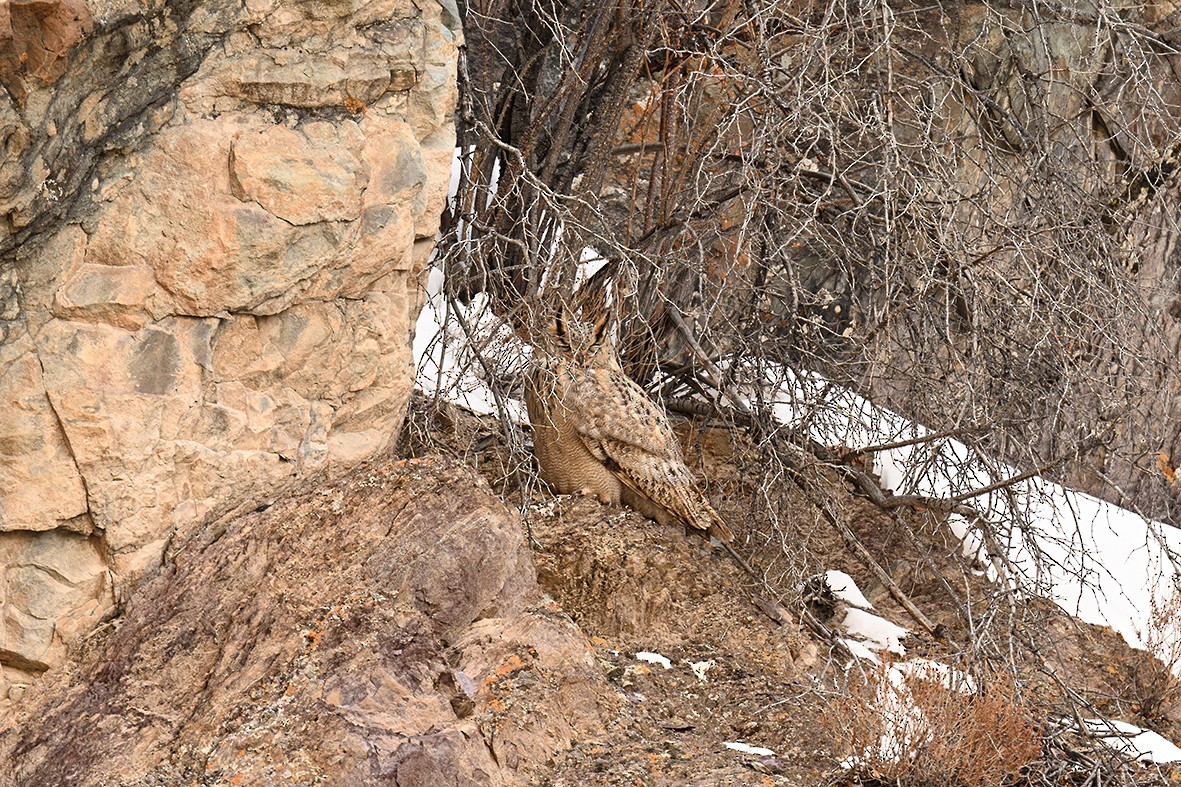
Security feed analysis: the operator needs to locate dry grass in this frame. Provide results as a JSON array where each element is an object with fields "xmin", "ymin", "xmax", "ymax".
[{"xmin": 825, "ymin": 664, "xmax": 1041, "ymax": 786}]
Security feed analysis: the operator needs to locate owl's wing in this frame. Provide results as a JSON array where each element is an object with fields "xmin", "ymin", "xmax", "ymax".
[
  {"xmin": 566, "ymin": 368, "xmax": 685, "ymax": 460},
  {"xmin": 568, "ymin": 368, "xmax": 734, "ymax": 542},
  {"xmin": 597, "ymin": 437, "xmax": 734, "ymax": 541}
]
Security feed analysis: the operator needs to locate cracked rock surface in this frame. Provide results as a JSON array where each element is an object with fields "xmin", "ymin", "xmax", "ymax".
[
  {"xmin": 0, "ymin": 0, "xmax": 459, "ymax": 702},
  {"xmin": 0, "ymin": 457, "xmax": 609, "ymax": 786}
]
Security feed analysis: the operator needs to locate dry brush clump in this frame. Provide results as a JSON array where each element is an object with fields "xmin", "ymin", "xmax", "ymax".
[{"xmin": 824, "ymin": 664, "xmax": 1041, "ymax": 786}]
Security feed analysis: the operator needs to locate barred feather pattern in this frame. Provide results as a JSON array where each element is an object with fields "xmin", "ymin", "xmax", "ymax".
[{"xmin": 525, "ymin": 354, "xmax": 734, "ymax": 543}]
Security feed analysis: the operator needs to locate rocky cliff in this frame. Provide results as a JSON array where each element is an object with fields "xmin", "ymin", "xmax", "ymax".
[{"xmin": 0, "ymin": 0, "xmax": 459, "ymax": 703}]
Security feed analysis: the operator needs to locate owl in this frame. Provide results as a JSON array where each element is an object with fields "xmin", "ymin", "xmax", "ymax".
[{"xmin": 525, "ymin": 307, "xmax": 734, "ymax": 543}]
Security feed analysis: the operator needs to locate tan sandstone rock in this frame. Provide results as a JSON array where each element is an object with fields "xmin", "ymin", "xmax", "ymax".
[{"xmin": 0, "ymin": 0, "xmax": 462, "ymax": 700}]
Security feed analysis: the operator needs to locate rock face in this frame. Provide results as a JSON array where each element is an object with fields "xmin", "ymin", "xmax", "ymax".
[
  {"xmin": 0, "ymin": 0, "xmax": 459, "ymax": 699},
  {"xmin": 0, "ymin": 457, "xmax": 609, "ymax": 786}
]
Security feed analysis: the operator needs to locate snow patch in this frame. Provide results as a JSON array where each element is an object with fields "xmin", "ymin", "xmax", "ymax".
[
  {"xmin": 1072, "ymin": 718, "xmax": 1181, "ymax": 764},
  {"xmin": 635, "ymin": 651, "xmax": 671, "ymax": 669},
  {"xmin": 723, "ymin": 741, "xmax": 776, "ymax": 756},
  {"xmin": 893, "ymin": 658, "xmax": 976, "ymax": 694},
  {"xmin": 688, "ymin": 659, "xmax": 716, "ymax": 682},
  {"xmin": 842, "ymin": 608, "xmax": 907, "ymax": 656},
  {"xmin": 839, "ymin": 638, "xmax": 882, "ymax": 665},
  {"xmin": 825, "ymin": 569, "xmax": 873, "ymax": 608}
]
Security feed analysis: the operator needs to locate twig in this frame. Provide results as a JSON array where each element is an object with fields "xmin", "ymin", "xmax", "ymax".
[
  {"xmin": 817, "ymin": 498, "xmax": 942, "ymax": 636},
  {"xmin": 839, "ymin": 426, "xmax": 977, "ymax": 457}
]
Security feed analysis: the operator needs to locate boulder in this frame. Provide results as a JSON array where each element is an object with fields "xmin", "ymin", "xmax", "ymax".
[{"xmin": 0, "ymin": 457, "xmax": 609, "ymax": 786}]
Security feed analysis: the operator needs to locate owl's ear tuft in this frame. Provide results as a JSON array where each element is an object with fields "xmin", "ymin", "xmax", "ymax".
[
  {"xmin": 554, "ymin": 302, "xmax": 573, "ymax": 353},
  {"xmin": 590, "ymin": 309, "xmax": 610, "ymax": 350}
]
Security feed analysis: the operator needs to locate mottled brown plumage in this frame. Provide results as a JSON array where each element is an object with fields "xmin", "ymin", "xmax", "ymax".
[{"xmin": 525, "ymin": 309, "xmax": 734, "ymax": 542}]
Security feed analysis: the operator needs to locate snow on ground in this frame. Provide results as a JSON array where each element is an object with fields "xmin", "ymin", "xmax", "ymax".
[
  {"xmin": 829, "ymin": 573, "xmax": 1177, "ymax": 766},
  {"xmin": 723, "ymin": 741, "xmax": 776, "ymax": 756},
  {"xmin": 413, "ymin": 266, "xmax": 529, "ymax": 421},
  {"xmin": 769, "ymin": 365, "xmax": 1181, "ymax": 657},
  {"xmin": 1068, "ymin": 718, "xmax": 1181, "ymax": 764},
  {"xmin": 821, "ymin": 570, "xmax": 913, "ymax": 663},
  {"xmin": 635, "ymin": 651, "xmax": 672, "ymax": 670},
  {"xmin": 825, "ymin": 569, "xmax": 875, "ymax": 609},
  {"xmin": 842, "ymin": 608, "xmax": 908, "ymax": 656},
  {"xmin": 893, "ymin": 658, "xmax": 976, "ymax": 694}
]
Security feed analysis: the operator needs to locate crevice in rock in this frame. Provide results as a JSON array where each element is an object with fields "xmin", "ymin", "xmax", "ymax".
[
  {"xmin": 56, "ymin": 511, "xmax": 95, "ymax": 534},
  {"xmin": 10, "ymin": 562, "xmax": 83, "ymax": 590},
  {"xmin": 29, "ymin": 351, "xmax": 90, "ymax": 513},
  {"xmin": 0, "ymin": 650, "xmax": 50, "ymax": 674}
]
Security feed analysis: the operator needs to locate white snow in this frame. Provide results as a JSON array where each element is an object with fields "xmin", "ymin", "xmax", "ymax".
[
  {"xmin": 823, "ymin": 571, "xmax": 907, "ymax": 659},
  {"xmin": 723, "ymin": 741, "xmax": 776, "ymax": 756},
  {"xmin": 839, "ymin": 637, "xmax": 882, "ymax": 664},
  {"xmin": 825, "ymin": 569, "xmax": 874, "ymax": 608},
  {"xmin": 765, "ymin": 363, "xmax": 1181, "ymax": 657},
  {"xmin": 840, "ymin": 660, "xmax": 978, "ymax": 771},
  {"xmin": 635, "ymin": 651, "xmax": 672, "ymax": 669},
  {"xmin": 841, "ymin": 608, "xmax": 907, "ymax": 656},
  {"xmin": 575, "ymin": 246, "xmax": 608, "ymax": 286},
  {"xmin": 688, "ymin": 659, "xmax": 715, "ymax": 682},
  {"xmin": 893, "ymin": 658, "xmax": 975, "ymax": 694},
  {"xmin": 1071, "ymin": 718, "xmax": 1181, "ymax": 764},
  {"xmin": 944, "ymin": 512, "xmax": 988, "ymax": 562},
  {"xmin": 867, "ymin": 666, "xmax": 930, "ymax": 763},
  {"xmin": 413, "ymin": 268, "xmax": 530, "ymax": 421}
]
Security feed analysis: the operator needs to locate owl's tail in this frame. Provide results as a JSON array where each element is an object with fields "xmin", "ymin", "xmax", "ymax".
[
  {"xmin": 696, "ymin": 503, "xmax": 764, "ymax": 579},
  {"xmin": 702, "ymin": 505, "xmax": 735, "ymax": 543}
]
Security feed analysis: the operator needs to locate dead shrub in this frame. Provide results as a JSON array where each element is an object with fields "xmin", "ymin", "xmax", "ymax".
[
  {"xmin": 1121, "ymin": 586, "xmax": 1181, "ymax": 726},
  {"xmin": 825, "ymin": 664, "xmax": 1041, "ymax": 786}
]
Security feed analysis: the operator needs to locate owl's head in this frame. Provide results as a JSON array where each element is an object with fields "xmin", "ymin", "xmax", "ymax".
[{"xmin": 551, "ymin": 304, "xmax": 620, "ymax": 371}]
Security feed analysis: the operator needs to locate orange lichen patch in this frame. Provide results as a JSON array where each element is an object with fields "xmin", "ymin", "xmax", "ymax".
[
  {"xmin": 482, "ymin": 652, "xmax": 531, "ymax": 690},
  {"xmin": 1158, "ymin": 453, "xmax": 1178, "ymax": 488},
  {"xmin": 298, "ymin": 592, "xmax": 370, "ymax": 653},
  {"xmin": 478, "ymin": 646, "xmax": 541, "ymax": 715}
]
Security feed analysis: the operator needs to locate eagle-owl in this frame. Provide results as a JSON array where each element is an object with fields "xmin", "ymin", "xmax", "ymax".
[{"xmin": 525, "ymin": 307, "xmax": 734, "ymax": 543}]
